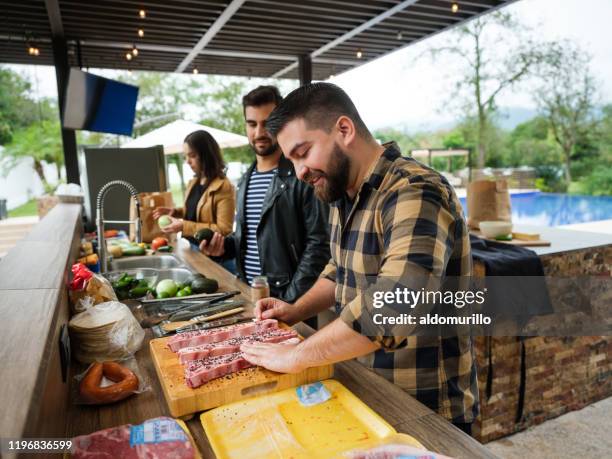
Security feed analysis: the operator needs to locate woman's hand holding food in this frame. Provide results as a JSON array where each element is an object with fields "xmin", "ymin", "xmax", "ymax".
[
  {"xmin": 153, "ymin": 206, "xmax": 174, "ymax": 220},
  {"xmin": 160, "ymin": 216, "xmax": 183, "ymax": 234}
]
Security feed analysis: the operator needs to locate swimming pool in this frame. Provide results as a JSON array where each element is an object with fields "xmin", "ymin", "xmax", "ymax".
[{"xmin": 459, "ymin": 192, "xmax": 612, "ymax": 226}]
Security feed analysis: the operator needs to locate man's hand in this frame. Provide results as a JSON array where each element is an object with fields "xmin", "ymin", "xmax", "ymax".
[
  {"xmin": 240, "ymin": 340, "xmax": 305, "ymax": 373},
  {"xmin": 254, "ymin": 297, "xmax": 301, "ymax": 325},
  {"xmin": 153, "ymin": 206, "xmax": 174, "ymax": 220},
  {"xmin": 199, "ymin": 232, "xmax": 225, "ymax": 257},
  {"xmin": 160, "ymin": 216, "xmax": 183, "ymax": 234}
]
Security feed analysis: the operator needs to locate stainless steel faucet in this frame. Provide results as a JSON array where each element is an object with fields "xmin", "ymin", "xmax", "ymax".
[{"xmin": 96, "ymin": 180, "xmax": 142, "ymax": 273}]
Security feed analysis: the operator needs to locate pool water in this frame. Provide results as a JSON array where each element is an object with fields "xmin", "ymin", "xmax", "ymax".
[{"xmin": 459, "ymin": 192, "xmax": 612, "ymax": 226}]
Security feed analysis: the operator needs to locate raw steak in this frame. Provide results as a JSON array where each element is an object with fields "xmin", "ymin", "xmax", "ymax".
[
  {"xmin": 178, "ymin": 328, "xmax": 298, "ymax": 364},
  {"xmin": 70, "ymin": 416, "xmax": 194, "ymax": 459},
  {"xmin": 167, "ymin": 319, "xmax": 278, "ymax": 352},
  {"xmin": 184, "ymin": 338, "xmax": 300, "ymax": 388}
]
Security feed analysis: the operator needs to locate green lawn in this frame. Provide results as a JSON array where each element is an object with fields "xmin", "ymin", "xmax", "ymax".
[{"xmin": 8, "ymin": 199, "xmax": 37, "ymax": 217}]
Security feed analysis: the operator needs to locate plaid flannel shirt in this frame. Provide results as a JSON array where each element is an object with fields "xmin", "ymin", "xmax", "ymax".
[{"xmin": 320, "ymin": 143, "xmax": 478, "ymax": 423}]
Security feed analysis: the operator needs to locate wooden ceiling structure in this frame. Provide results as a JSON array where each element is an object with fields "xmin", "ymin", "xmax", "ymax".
[
  {"xmin": 2, "ymin": 0, "xmax": 513, "ymax": 79},
  {"xmin": 0, "ymin": 0, "xmax": 513, "ymax": 183}
]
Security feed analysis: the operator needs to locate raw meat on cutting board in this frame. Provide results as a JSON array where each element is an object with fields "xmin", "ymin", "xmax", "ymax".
[
  {"xmin": 184, "ymin": 338, "xmax": 300, "ymax": 388},
  {"xmin": 167, "ymin": 319, "xmax": 279, "ymax": 352},
  {"xmin": 178, "ymin": 328, "xmax": 298, "ymax": 364}
]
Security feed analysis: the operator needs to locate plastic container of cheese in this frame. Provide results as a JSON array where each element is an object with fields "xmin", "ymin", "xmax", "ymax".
[{"xmin": 200, "ymin": 379, "xmax": 425, "ymax": 459}]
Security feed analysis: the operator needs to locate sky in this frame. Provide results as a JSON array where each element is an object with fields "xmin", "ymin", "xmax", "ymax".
[{"xmin": 8, "ymin": 0, "xmax": 612, "ymax": 133}]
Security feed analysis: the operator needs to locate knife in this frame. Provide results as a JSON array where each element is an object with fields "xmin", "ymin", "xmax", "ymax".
[
  {"xmin": 168, "ymin": 299, "xmax": 245, "ymax": 322},
  {"xmin": 164, "ymin": 307, "xmax": 246, "ymax": 333},
  {"xmin": 141, "ymin": 291, "xmax": 241, "ymax": 328},
  {"xmin": 141, "ymin": 290, "xmax": 239, "ymax": 304},
  {"xmin": 175, "ymin": 316, "xmax": 254, "ymax": 334}
]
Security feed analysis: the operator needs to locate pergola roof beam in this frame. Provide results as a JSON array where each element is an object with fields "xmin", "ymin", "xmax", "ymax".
[
  {"xmin": 272, "ymin": 0, "xmax": 419, "ymax": 78},
  {"xmin": 44, "ymin": 0, "xmax": 64, "ymax": 36},
  {"xmin": 176, "ymin": 0, "xmax": 246, "ymax": 73}
]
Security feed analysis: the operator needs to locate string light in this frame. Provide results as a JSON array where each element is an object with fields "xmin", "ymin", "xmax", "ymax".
[
  {"xmin": 356, "ymin": 48, "xmax": 363, "ymax": 59},
  {"xmin": 397, "ymin": 31, "xmax": 403, "ymax": 40},
  {"xmin": 452, "ymin": 2, "xmax": 459, "ymax": 13},
  {"xmin": 127, "ymin": 69, "xmax": 132, "ymax": 75},
  {"xmin": 192, "ymin": 68, "xmax": 199, "ymax": 74},
  {"xmin": 139, "ymin": 9, "xmax": 146, "ymax": 18},
  {"xmin": 138, "ymin": 29, "xmax": 144, "ymax": 37},
  {"xmin": 126, "ymin": 52, "xmax": 133, "ymax": 61},
  {"xmin": 132, "ymin": 45, "xmax": 138, "ymax": 57}
]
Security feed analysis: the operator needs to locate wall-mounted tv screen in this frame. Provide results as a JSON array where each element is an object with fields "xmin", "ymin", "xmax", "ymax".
[{"xmin": 63, "ymin": 69, "xmax": 139, "ymax": 136}]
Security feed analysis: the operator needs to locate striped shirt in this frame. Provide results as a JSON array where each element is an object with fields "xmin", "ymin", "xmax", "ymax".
[{"xmin": 244, "ymin": 167, "xmax": 277, "ymax": 284}]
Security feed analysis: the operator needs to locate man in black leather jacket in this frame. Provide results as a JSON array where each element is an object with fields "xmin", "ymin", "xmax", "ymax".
[{"xmin": 200, "ymin": 86, "xmax": 330, "ymax": 303}]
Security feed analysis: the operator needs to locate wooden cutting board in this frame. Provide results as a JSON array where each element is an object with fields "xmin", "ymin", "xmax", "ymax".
[
  {"xmin": 471, "ymin": 231, "xmax": 551, "ymax": 247},
  {"xmin": 150, "ymin": 326, "xmax": 334, "ymax": 419}
]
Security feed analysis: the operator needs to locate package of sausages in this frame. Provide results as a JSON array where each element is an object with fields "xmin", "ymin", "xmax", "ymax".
[{"xmin": 73, "ymin": 358, "xmax": 150, "ymax": 405}]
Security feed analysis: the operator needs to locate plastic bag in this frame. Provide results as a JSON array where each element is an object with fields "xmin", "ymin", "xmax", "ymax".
[
  {"xmin": 68, "ymin": 301, "xmax": 145, "ymax": 363},
  {"xmin": 69, "ymin": 263, "xmax": 117, "ymax": 313},
  {"xmin": 343, "ymin": 434, "xmax": 453, "ymax": 459},
  {"xmin": 72, "ymin": 357, "xmax": 151, "ymax": 405}
]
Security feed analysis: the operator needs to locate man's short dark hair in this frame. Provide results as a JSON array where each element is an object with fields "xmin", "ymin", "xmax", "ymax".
[
  {"xmin": 242, "ymin": 85, "xmax": 283, "ymax": 111},
  {"xmin": 266, "ymin": 82, "xmax": 371, "ymax": 139}
]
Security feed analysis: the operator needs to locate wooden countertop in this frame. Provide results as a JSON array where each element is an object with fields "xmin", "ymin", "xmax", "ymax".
[
  {"xmin": 0, "ymin": 204, "xmax": 82, "ymax": 443},
  {"xmin": 1, "ymin": 208, "xmax": 495, "ymax": 458},
  {"xmin": 65, "ymin": 238, "xmax": 496, "ymax": 459}
]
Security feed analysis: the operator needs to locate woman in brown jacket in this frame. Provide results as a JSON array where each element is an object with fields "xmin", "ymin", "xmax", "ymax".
[{"xmin": 153, "ymin": 130, "xmax": 235, "ymax": 240}]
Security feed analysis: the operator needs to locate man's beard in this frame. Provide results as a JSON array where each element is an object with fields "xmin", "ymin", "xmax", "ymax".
[
  {"xmin": 304, "ymin": 143, "xmax": 350, "ymax": 203},
  {"xmin": 250, "ymin": 137, "xmax": 279, "ymax": 157}
]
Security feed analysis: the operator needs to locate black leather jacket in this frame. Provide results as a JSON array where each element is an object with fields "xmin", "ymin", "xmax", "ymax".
[{"xmin": 223, "ymin": 156, "xmax": 330, "ymax": 302}]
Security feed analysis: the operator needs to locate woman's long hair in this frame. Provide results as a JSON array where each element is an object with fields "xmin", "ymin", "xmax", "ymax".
[{"xmin": 184, "ymin": 130, "xmax": 226, "ymax": 182}]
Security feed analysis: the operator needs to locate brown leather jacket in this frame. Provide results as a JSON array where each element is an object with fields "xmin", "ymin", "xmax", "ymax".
[{"xmin": 174, "ymin": 176, "xmax": 235, "ymax": 237}]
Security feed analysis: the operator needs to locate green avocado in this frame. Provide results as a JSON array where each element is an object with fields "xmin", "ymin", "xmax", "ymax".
[
  {"xmin": 194, "ymin": 228, "xmax": 214, "ymax": 244},
  {"xmin": 191, "ymin": 277, "xmax": 218, "ymax": 294}
]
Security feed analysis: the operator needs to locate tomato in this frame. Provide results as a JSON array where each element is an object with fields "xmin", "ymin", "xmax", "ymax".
[{"xmin": 151, "ymin": 237, "xmax": 169, "ymax": 251}]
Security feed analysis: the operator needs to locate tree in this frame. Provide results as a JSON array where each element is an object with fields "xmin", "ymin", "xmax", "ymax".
[
  {"xmin": 535, "ymin": 42, "xmax": 598, "ymax": 183},
  {"xmin": 1, "ymin": 120, "xmax": 64, "ymax": 191},
  {"xmin": 0, "ymin": 66, "xmax": 56, "ymax": 144},
  {"xmin": 505, "ymin": 116, "xmax": 561, "ymax": 167},
  {"xmin": 424, "ymin": 11, "xmax": 548, "ymax": 168}
]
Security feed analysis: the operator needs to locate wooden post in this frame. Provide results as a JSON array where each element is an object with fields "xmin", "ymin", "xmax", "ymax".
[
  {"xmin": 51, "ymin": 37, "xmax": 80, "ymax": 185},
  {"xmin": 298, "ymin": 55, "xmax": 312, "ymax": 86}
]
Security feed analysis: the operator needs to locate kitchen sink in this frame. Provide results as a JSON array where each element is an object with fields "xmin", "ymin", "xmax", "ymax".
[
  {"xmin": 109, "ymin": 254, "xmax": 184, "ymax": 271},
  {"xmin": 156, "ymin": 268, "xmax": 193, "ymax": 284}
]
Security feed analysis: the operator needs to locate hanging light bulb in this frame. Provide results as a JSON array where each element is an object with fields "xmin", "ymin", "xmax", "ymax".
[
  {"xmin": 138, "ymin": 29, "xmax": 144, "ymax": 37},
  {"xmin": 33, "ymin": 47, "xmax": 40, "ymax": 56},
  {"xmin": 139, "ymin": 9, "xmax": 146, "ymax": 18},
  {"xmin": 192, "ymin": 68, "xmax": 199, "ymax": 74},
  {"xmin": 28, "ymin": 45, "xmax": 35, "ymax": 55},
  {"xmin": 126, "ymin": 52, "xmax": 133, "ymax": 61},
  {"xmin": 397, "ymin": 31, "xmax": 403, "ymax": 40},
  {"xmin": 452, "ymin": 2, "xmax": 459, "ymax": 13},
  {"xmin": 127, "ymin": 69, "xmax": 132, "ymax": 75},
  {"xmin": 132, "ymin": 45, "xmax": 138, "ymax": 57},
  {"xmin": 356, "ymin": 48, "xmax": 363, "ymax": 59}
]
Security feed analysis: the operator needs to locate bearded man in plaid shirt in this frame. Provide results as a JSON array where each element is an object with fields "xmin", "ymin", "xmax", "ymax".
[{"xmin": 241, "ymin": 82, "xmax": 478, "ymax": 434}]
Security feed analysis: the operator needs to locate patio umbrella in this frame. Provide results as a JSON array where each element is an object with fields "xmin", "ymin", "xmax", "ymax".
[{"xmin": 122, "ymin": 120, "xmax": 249, "ymax": 154}]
